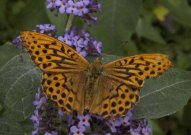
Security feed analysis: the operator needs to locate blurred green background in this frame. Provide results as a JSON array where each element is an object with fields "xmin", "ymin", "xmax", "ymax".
[{"xmin": 0, "ymin": 0, "xmax": 191, "ymax": 135}]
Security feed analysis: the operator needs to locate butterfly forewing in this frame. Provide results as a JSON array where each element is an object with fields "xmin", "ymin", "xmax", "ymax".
[
  {"xmin": 103, "ymin": 54, "xmax": 173, "ymax": 87},
  {"xmin": 20, "ymin": 31, "xmax": 88, "ymax": 73}
]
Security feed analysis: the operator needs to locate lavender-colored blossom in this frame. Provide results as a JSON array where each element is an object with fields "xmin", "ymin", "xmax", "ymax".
[
  {"xmin": 44, "ymin": 131, "xmax": 58, "ymax": 135},
  {"xmin": 33, "ymin": 96, "xmax": 46, "ymax": 109},
  {"xmin": 55, "ymin": 0, "xmax": 68, "ymax": 13},
  {"xmin": 58, "ymin": 34, "xmax": 73, "ymax": 46},
  {"xmin": 106, "ymin": 118, "xmax": 121, "ymax": 133},
  {"xmin": 119, "ymin": 110, "xmax": 132, "ymax": 126},
  {"xmin": 36, "ymin": 24, "xmax": 56, "ymax": 36},
  {"xmin": 12, "ymin": 24, "xmax": 56, "ymax": 48},
  {"xmin": 32, "ymin": 129, "xmax": 38, "ymax": 135},
  {"xmin": 31, "ymin": 123, "xmax": 40, "ymax": 135},
  {"xmin": 58, "ymin": 27, "xmax": 102, "ymax": 57},
  {"xmin": 46, "ymin": 0, "xmax": 101, "ymax": 24},
  {"xmin": 36, "ymin": 24, "xmax": 55, "ymax": 33},
  {"xmin": 70, "ymin": 125, "xmax": 86, "ymax": 135},
  {"xmin": 67, "ymin": 114, "xmax": 75, "ymax": 127},
  {"xmin": 78, "ymin": 114, "xmax": 90, "ymax": 127},
  {"xmin": 33, "ymin": 87, "xmax": 46, "ymax": 109},
  {"xmin": 12, "ymin": 36, "xmax": 22, "ymax": 48},
  {"xmin": 34, "ymin": 87, "xmax": 41, "ymax": 100},
  {"xmin": 30, "ymin": 87, "xmax": 63, "ymax": 134},
  {"xmin": 76, "ymin": 1, "xmax": 89, "ymax": 16},
  {"xmin": 130, "ymin": 119, "xmax": 152, "ymax": 135},
  {"xmin": 30, "ymin": 110, "xmax": 42, "ymax": 126},
  {"xmin": 66, "ymin": 0, "xmax": 79, "ymax": 15},
  {"xmin": 47, "ymin": 0, "xmax": 57, "ymax": 10},
  {"xmin": 91, "ymin": 40, "xmax": 102, "ymax": 54},
  {"xmin": 58, "ymin": 109, "xmax": 64, "ymax": 117}
]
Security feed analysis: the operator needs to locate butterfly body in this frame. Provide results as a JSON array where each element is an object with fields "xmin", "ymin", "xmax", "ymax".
[{"xmin": 20, "ymin": 31, "xmax": 173, "ymax": 118}]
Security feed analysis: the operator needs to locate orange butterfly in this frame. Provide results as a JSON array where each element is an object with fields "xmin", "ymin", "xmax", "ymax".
[{"xmin": 20, "ymin": 31, "xmax": 173, "ymax": 118}]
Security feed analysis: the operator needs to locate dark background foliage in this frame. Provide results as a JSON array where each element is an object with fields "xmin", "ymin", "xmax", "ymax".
[{"xmin": 0, "ymin": 0, "xmax": 191, "ymax": 135}]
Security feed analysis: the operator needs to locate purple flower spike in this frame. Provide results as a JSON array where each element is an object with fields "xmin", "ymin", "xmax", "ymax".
[
  {"xmin": 92, "ymin": 40, "xmax": 102, "ymax": 54},
  {"xmin": 12, "ymin": 24, "xmax": 56, "ymax": 48},
  {"xmin": 119, "ymin": 110, "xmax": 132, "ymax": 127},
  {"xmin": 12, "ymin": 36, "xmax": 23, "ymax": 49},
  {"xmin": 78, "ymin": 114, "xmax": 90, "ymax": 128},
  {"xmin": 30, "ymin": 110, "xmax": 42, "ymax": 126},
  {"xmin": 46, "ymin": 0, "xmax": 101, "ymax": 24},
  {"xmin": 33, "ymin": 87, "xmax": 46, "ymax": 109},
  {"xmin": 130, "ymin": 119, "xmax": 152, "ymax": 135},
  {"xmin": 33, "ymin": 96, "xmax": 46, "ymax": 109},
  {"xmin": 58, "ymin": 27, "xmax": 102, "ymax": 57},
  {"xmin": 32, "ymin": 130, "xmax": 38, "ymax": 135},
  {"xmin": 12, "ymin": 36, "xmax": 21, "ymax": 45},
  {"xmin": 70, "ymin": 125, "xmax": 86, "ymax": 135},
  {"xmin": 45, "ymin": 131, "xmax": 58, "ymax": 135},
  {"xmin": 32, "ymin": 123, "xmax": 40, "ymax": 135},
  {"xmin": 35, "ymin": 87, "xmax": 41, "ymax": 100},
  {"xmin": 36, "ymin": 24, "xmax": 56, "ymax": 36},
  {"xmin": 106, "ymin": 118, "xmax": 121, "ymax": 133}
]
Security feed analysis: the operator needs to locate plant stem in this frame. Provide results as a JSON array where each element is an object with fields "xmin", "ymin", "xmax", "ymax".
[{"xmin": 65, "ymin": 14, "xmax": 74, "ymax": 32}]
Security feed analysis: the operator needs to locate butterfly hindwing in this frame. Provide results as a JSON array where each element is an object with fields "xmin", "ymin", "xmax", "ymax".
[
  {"xmin": 42, "ymin": 72, "xmax": 87, "ymax": 114},
  {"xmin": 90, "ymin": 76, "xmax": 139, "ymax": 118}
]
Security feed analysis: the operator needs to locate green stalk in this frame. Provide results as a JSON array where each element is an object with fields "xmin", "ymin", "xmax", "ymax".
[{"xmin": 65, "ymin": 14, "xmax": 74, "ymax": 32}]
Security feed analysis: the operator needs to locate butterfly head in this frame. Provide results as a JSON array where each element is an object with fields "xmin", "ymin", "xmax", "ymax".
[{"xmin": 88, "ymin": 57, "xmax": 103, "ymax": 78}]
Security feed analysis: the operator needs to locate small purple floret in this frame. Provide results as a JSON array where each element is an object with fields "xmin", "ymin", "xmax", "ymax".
[{"xmin": 70, "ymin": 125, "xmax": 86, "ymax": 135}]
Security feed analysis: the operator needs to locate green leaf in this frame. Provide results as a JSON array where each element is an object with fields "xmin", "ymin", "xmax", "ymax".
[
  {"xmin": 0, "ymin": 53, "xmax": 41, "ymax": 121},
  {"xmin": 16, "ymin": 0, "xmax": 49, "ymax": 31},
  {"xmin": 46, "ymin": 9, "xmax": 68, "ymax": 35},
  {"xmin": 135, "ymin": 18, "xmax": 165, "ymax": 44},
  {"xmin": 0, "ymin": 118, "xmax": 23, "ymax": 135},
  {"xmin": 0, "ymin": 43, "xmax": 20, "ymax": 69},
  {"xmin": 0, "ymin": 0, "xmax": 6, "ymax": 26},
  {"xmin": 101, "ymin": 54, "xmax": 121, "ymax": 64},
  {"xmin": 133, "ymin": 68, "xmax": 191, "ymax": 119},
  {"xmin": 123, "ymin": 40, "xmax": 139, "ymax": 56},
  {"xmin": 19, "ymin": 119, "xmax": 33, "ymax": 134},
  {"xmin": 151, "ymin": 120, "xmax": 165, "ymax": 135},
  {"xmin": 161, "ymin": 0, "xmax": 191, "ymax": 28},
  {"xmin": 182, "ymin": 102, "xmax": 191, "ymax": 129},
  {"xmin": 90, "ymin": 0, "xmax": 142, "ymax": 55}
]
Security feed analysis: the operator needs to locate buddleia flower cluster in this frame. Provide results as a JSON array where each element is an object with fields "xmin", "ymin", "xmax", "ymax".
[
  {"xmin": 12, "ymin": 23, "xmax": 152, "ymax": 135},
  {"xmin": 12, "ymin": 24, "xmax": 102, "ymax": 57},
  {"xmin": 46, "ymin": 0, "xmax": 101, "ymax": 25},
  {"xmin": 30, "ymin": 88, "xmax": 61, "ymax": 135},
  {"xmin": 12, "ymin": 0, "xmax": 152, "ymax": 134},
  {"xmin": 58, "ymin": 27, "xmax": 102, "ymax": 57},
  {"xmin": 30, "ymin": 87, "xmax": 151, "ymax": 134}
]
